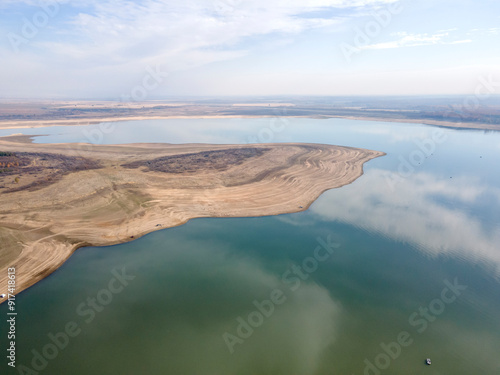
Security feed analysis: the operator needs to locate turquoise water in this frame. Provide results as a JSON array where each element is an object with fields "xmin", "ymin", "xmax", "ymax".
[{"xmin": 1, "ymin": 118, "xmax": 499, "ymax": 374}]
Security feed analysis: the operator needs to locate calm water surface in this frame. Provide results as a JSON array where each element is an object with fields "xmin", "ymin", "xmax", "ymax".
[{"xmin": 1, "ymin": 118, "xmax": 499, "ymax": 374}]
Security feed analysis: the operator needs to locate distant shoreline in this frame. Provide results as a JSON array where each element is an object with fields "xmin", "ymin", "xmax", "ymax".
[
  {"xmin": 1, "ymin": 99, "xmax": 499, "ymax": 132},
  {"xmin": 0, "ymin": 114, "xmax": 498, "ymax": 131}
]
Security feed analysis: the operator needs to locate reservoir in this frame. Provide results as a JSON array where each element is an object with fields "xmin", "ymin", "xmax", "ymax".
[{"xmin": 1, "ymin": 118, "xmax": 499, "ymax": 374}]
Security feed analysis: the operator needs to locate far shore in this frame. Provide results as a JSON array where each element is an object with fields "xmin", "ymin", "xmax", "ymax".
[{"xmin": 0, "ymin": 114, "xmax": 498, "ymax": 131}]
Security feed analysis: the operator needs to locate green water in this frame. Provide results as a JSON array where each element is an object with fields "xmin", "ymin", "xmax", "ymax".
[{"xmin": 1, "ymin": 119, "xmax": 499, "ymax": 374}]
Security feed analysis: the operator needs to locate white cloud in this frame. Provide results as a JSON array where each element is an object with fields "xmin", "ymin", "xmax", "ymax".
[
  {"xmin": 468, "ymin": 27, "xmax": 500, "ymax": 36},
  {"xmin": 362, "ymin": 30, "xmax": 472, "ymax": 50},
  {"xmin": 449, "ymin": 39, "xmax": 473, "ymax": 44},
  {"xmin": 34, "ymin": 0, "xmax": 397, "ymax": 66},
  {"xmin": 0, "ymin": 0, "xmax": 401, "ymax": 97}
]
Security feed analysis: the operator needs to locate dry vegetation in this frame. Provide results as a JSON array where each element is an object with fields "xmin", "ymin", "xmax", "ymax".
[
  {"xmin": 123, "ymin": 147, "xmax": 269, "ymax": 173},
  {"xmin": 0, "ymin": 151, "xmax": 101, "ymax": 192}
]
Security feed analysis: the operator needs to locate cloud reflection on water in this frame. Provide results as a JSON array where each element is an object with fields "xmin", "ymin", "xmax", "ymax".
[
  {"xmin": 116, "ymin": 237, "xmax": 341, "ymax": 375},
  {"xmin": 310, "ymin": 169, "xmax": 500, "ymax": 274}
]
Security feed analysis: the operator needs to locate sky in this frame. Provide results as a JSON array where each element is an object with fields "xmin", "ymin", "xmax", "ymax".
[{"xmin": 0, "ymin": 0, "xmax": 499, "ymax": 99}]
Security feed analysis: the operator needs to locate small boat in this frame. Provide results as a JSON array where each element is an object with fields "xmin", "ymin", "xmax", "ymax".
[
  {"xmin": 0, "ymin": 294, "xmax": 6, "ymax": 299},
  {"xmin": 425, "ymin": 358, "xmax": 432, "ymax": 365}
]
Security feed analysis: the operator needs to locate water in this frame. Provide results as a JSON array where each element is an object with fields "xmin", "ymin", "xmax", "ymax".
[{"xmin": 1, "ymin": 118, "xmax": 499, "ymax": 374}]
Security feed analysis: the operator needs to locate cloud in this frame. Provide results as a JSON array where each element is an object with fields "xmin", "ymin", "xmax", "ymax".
[
  {"xmin": 362, "ymin": 30, "xmax": 472, "ymax": 50},
  {"xmin": 448, "ymin": 39, "xmax": 473, "ymax": 44},
  {"xmin": 468, "ymin": 27, "xmax": 500, "ymax": 36},
  {"xmin": 6, "ymin": 0, "xmax": 397, "ymax": 65},
  {"xmin": 0, "ymin": 0, "xmax": 400, "ymax": 97},
  {"xmin": 63, "ymin": 0, "xmax": 361, "ymax": 58}
]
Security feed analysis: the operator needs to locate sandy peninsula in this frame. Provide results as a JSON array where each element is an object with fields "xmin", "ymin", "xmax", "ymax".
[{"xmin": 0, "ymin": 138, "xmax": 384, "ymax": 302}]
